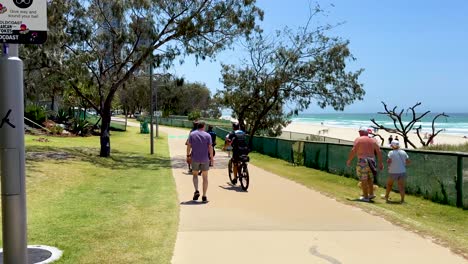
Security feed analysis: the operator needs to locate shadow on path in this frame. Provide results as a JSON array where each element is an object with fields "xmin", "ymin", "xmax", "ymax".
[
  {"xmin": 180, "ymin": 200, "xmax": 209, "ymax": 205},
  {"xmin": 219, "ymin": 184, "xmax": 247, "ymax": 193}
]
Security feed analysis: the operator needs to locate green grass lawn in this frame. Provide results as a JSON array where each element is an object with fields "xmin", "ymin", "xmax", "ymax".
[
  {"xmin": 1, "ymin": 127, "xmax": 178, "ymax": 263},
  {"xmin": 248, "ymin": 152, "xmax": 468, "ymax": 259}
]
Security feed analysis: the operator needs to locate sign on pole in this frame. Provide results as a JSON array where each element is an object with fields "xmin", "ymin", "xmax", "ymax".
[
  {"xmin": 0, "ymin": 0, "xmax": 47, "ymax": 44},
  {"xmin": 154, "ymin": 111, "xmax": 162, "ymax": 117}
]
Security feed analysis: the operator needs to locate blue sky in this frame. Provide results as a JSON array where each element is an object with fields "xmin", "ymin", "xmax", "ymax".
[{"xmin": 171, "ymin": 0, "xmax": 468, "ymax": 114}]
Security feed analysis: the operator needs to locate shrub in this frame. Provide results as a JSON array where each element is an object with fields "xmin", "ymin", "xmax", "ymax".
[
  {"xmin": 49, "ymin": 125, "xmax": 64, "ymax": 135},
  {"xmin": 188, "ymin": 111, "xmax": 201, "ymax": 121},
  {"xmin": 71, "ymin": 118, "xmax": 92, "ymax": 136},
  {"xmin": 25, "ymin": 105, "xmax": 46, "ymax": 125},
  {"xmin": 56, "ymin": 108, "xmax": 72, "ymax": 124}
]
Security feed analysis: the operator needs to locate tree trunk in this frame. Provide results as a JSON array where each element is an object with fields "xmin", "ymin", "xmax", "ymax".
[
  {"xmin": 50, "ymin": 94, "xmax": 55, "ymax": 111},
  {"xmin": 100, "ymin": 106, "xmax": 112, "ymax": 157}
]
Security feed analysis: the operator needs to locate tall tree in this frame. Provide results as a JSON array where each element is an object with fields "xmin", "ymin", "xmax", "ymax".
[
  {"xmin": 217, "ymin": 7, "xmax": 364, "ymax": 145},
  {"xmin": 33, "ymin": 0, "xmax": 263, "ymax": 157},
  {"xmin": 157, "ymin": 81, "xmax": 212, "ymax": 116}
]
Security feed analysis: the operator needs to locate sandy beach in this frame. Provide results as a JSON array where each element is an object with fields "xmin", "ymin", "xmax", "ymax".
[{"xmin": 283, "ymin": 122, "xmax": 468, "ymax": 148}]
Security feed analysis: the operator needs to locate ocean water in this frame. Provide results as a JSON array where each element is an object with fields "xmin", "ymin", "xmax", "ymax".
[{"xmin": 293, "ymin": 113, "xmax": 468, "ymax": 136}]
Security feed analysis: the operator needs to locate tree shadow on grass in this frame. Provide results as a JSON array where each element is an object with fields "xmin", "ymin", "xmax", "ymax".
[{"xmin": 26, "ymin": 146, "xmax": 172, "ymax": 170}]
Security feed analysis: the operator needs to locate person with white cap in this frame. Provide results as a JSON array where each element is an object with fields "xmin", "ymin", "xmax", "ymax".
[
  {"xmin": 346, "ymin": 127, "xmax": 384, "ymax": 202},
  {"xmin": 384, "ymin": 140, "xmax": 410, "ymax": 203}
]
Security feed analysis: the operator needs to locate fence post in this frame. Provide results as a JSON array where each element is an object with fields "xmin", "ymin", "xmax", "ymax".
[
  {"xmin": 325, "ymin": 143, "xmax": 329, "ymax": 172},
  {"xmin": 456, "ymin": 156, "xmax": 464, "ymax": 208},
  {"xmin": 275, "ymin": 138, "xmax": 279, "ymax": 158}
]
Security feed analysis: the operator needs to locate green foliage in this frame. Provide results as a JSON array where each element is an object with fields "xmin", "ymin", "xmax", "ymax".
[
  {"xmin": 217, "ymin": 6, "xmax": 364, "ymax": 140},
  {"xmin": 56, "ymin": 108, "xmax": 72, "ymax": 124},
  {"xmin": 71, "ymin": 118, "xmax": 93, "ymax": 136},
  {"xmin": 49, "ymin": 125, "xmax": 64, "ymax": 135},
  {"xmin": 157, "ymin": 81, "xmax": 213, "ymax": 116},
  {"xmin": 24, "ymin": 105, "xmax": 47, "ymax": 125},
  {"xmin": 22, "ymin": 0, "xmax": 263, "ymax": 156},
  {"xmin": 188, "ymin": 111, "xmax": 201, "ymax": 121}
]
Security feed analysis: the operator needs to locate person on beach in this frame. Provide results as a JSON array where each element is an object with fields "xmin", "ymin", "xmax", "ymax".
[
  {"xmin": 186, "ymin": 121, "xmax": 213, "ymax": 203},
  {"xmin": 347, "ymin": 127, "xmax": 384, "ymax": 202},
  {"xmin": 395, "ymin": 136, "xmax": 399, "ymax": 142},
  {"xmin": 388, "ymin": 135, "xmax": 393, "ymax": 145},
  {"xmin": 384, "ymin": 140, "xmax": 410, "ymax": 203}
]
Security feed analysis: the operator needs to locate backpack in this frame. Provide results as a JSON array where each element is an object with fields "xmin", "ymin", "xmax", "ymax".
[
  {"xmin": 232, "ymin": 130, "xmax": 249, "ymax": 155},
  {"xmin": 208, "ymin": 131, "xmax": 217, "ymax": 146}
]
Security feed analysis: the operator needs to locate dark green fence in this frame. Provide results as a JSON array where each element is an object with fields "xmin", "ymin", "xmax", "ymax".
[
  {"xmin": 214, "ymin": 126, "xmax": 468, "ymax": 209},
  {"xmin": 157, "ymin": 118, "xmax": 467, "ymax": 209}
]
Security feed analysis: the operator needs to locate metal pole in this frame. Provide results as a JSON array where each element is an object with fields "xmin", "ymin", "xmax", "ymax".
[
  {"xmin": 149, "ymin": 64, "xmax": 154, "ymax": 155},
  {"xmin": 155, "ymin": 78, "xmax": 159, "ymax": 138},
  {"xmin": 0, "ymin": 44, "xmax": 28, "ymax": 264}
]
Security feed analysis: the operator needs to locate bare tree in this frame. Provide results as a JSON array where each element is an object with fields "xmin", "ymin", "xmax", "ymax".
[{"xmin": 371, "ymin": 102, "xmax": 448, "ymax": 148}]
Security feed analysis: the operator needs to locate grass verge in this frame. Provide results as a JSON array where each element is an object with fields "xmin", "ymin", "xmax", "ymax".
[
  {"xmin": 249, "ymin": 152, "xmax": 468, "ymax": 259},
  {"xmin": 1, "ymin": 127, "xmax": 178, "ymax": 263}
]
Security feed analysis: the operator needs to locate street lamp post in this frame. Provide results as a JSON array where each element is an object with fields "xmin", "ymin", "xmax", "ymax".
[
  {"xmin": 149, "ymin": 64, "xmax": 154, "ymax": 155},
  {"xmin": 155, "ymin": 78, "xmax": 159, "ymax": 138}
]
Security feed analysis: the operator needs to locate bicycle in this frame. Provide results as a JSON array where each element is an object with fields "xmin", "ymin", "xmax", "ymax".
[{"xmin": 228, "ymin": 154, "xmax": 250, "ymax": 191}]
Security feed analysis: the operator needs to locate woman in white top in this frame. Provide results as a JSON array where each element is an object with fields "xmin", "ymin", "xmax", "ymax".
[{"xmin": 384, "ymin": 140, "xmax": 411, "ymax": 203}]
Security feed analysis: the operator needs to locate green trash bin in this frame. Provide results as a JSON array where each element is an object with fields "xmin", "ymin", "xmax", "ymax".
[{"xmin": 140, "ymin": 121, "xmax": 149, "ymax": 134}]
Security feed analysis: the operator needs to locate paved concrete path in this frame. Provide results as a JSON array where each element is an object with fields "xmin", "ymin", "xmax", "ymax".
[{"xmin": 161, "ymin": 126, "xmax": 466, "ymax": 264}]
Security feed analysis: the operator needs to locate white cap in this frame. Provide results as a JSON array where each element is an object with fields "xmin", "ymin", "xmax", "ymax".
[
  {"xmin": 359, "ymin": 127, "xmax": 369, "ymax": 134},
  {"xmin": 390, "ymin": 140, "xmax": 400, "ymax": 147}
]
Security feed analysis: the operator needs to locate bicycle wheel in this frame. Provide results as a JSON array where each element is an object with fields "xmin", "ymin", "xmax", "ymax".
[
  {"xmin": 239, "ymin": 163, "xmax": 249, "ymax": 191},
  {"xmin": 228, "ymin": 159, "xmax": 236, "ymax": 185}
]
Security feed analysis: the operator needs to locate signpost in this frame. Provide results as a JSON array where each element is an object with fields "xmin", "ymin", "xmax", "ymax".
[
  {"xmin": 0, "ymin": 1, "xmax": 47, "ymax": 263},
  {"xmin": 0, "ymin": 0, "xmax": 47, "ymax": 44}
]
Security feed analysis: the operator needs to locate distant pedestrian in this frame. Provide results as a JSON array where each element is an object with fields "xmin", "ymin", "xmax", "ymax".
[
  {"xmin": 388, "ymin": 135, "xmax": 393, "ymax": 145},
  {"xmin": 347, "ymin": 127, "xmax": 384, "ymax": 202},
  {"xmin": 207, "ymin": 125, "xmax": 217, "ymax": 166},
  {"xmin": 395, "ymin": 136, "xmax": 399, "ymax": 142},
  {"xmin": 384, "ymin": 140, "xmax": 410, "ymax": 203},
  {"xmin": 186, "ymin": 121, "xmax": 213, "ymax": 203}
]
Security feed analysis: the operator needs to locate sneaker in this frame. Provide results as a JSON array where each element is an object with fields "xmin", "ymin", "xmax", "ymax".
[
  {"xmin": 232, "ymin": 178, "xmax": 238, "ymax": 185},
  {"xmin": 193, "ymin": 191, "xmax": 200, "ymax": 201},
  {"xmin": 368, "ymin": 194, "xmax": 376, "ymax": 200},
  {"xmin": 202, "ymin": 196, "xmax": 208, "ymax": 203},
  {"xmin": 359, "ymin": 196, "xmax": 370, "ymax": 202}
]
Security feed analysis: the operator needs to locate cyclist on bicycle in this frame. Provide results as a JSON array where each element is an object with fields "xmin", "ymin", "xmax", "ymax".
[{"xmin": 225, "ymin": 122, "xmax": 249, "ymax": 184}]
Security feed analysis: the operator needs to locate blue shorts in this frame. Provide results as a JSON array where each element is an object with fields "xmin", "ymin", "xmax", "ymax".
[{"xmin": 389, "ymin": 173, "xmax": 406, "ymax": 181}]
